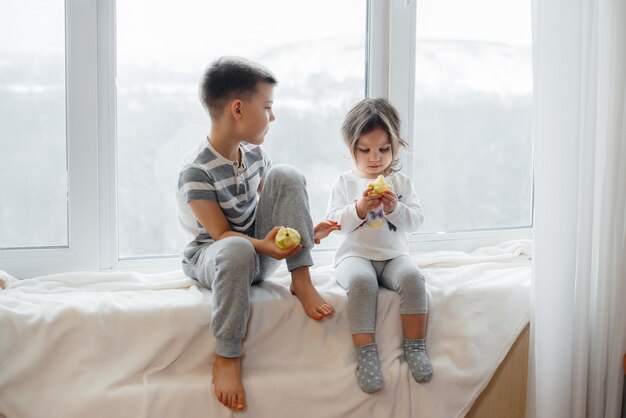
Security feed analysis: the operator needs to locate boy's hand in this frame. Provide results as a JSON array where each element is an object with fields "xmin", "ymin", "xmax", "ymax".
[
  {"xmin": 313, "ymin": 220, "xmax": 341, "ymax": 244},
  {"xmin": 356, "ymin": 187, "xmax": 383, "ymax": 219},
  {"xmin": 258, "ymin": 226, "xmax": 302, "ymax": 259},
  {"xmin": 381, "ymin": 191, "xmax": 398, "ymax": 214}
]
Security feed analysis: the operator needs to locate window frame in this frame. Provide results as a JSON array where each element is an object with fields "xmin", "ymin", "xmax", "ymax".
[
  {"xmin": 97, "ymin": 0, "xmax": 119, "ymax": 271},
  {"xmin": 0, "ymin": 0, "xmax": 99, "ymax": 278},
  {"xmin": 387, "ymin": 0, "xmax": 533, "ymax": 249},
  {"xmin": 0, "ymin": 0, "xmax": 532, "ymax": 279}
]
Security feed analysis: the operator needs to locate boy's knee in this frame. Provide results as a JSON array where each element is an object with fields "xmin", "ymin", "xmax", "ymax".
[
  {"xmin": 266, "ymin": 164, "xmax": 306, "ymax": 189},
  {"xmin": 214, "ymin": 237, "xmax": 257, "ymax": 270}
]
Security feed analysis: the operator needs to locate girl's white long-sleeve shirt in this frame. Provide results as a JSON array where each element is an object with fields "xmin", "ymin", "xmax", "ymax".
[{"xmin": 326, "ymin": 170, "xmax": 424, "ymax": 267}]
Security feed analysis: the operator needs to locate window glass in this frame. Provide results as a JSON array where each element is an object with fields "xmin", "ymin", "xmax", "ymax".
[
  {"xmin": 116, "ymin": 0, "xmax": 366, "ymax": 258},
  {"xmin": 0, "ymin": 1, "xmax": 67, "ymax": 249},
  {"xmin": 412, "ymin": 0, "xmax": 533, "ymax": 232}
]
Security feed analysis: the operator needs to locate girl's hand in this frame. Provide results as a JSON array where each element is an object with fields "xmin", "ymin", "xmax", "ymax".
[
  {"xmin": 356, "ymin": 187, "xmax": 383, "ymax": 219},
  {"xmin": 381, "ymin": 191, "xmax": 398, "ymax": 214},
  {"xmin": 257, "ymin": 226, "xmax": 302, "ymax": 260},
  {"xmin": 313, "ymin": 220, "xmax": 341, "ymax": 244}
]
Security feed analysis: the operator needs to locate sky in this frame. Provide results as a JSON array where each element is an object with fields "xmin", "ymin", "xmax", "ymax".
[
  {"xmin": 0, "ymin": 0, "xmax": 64, "ymax": 54},
  {"xmin": 417, "ymin": 0, "xmax": 531, "ymax": 46},
  {"xmin": 0, "ymin": 0, "xmax": 531, "ymax": 59}
]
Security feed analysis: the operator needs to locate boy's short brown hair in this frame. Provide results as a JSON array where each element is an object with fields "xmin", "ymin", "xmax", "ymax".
[{"xmin": 199, "ymin": 56, "xmax": 277, "ymax": 120}]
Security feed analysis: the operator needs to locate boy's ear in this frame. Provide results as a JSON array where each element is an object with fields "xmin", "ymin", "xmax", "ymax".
[{"xmin": 230, "ymin": 99, "xmax": 243, "ymax": 120}]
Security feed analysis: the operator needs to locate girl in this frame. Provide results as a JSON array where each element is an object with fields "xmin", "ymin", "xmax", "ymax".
[{"xmin": 326, "ymin": 98, "xmax": 432, "ymax": 393}]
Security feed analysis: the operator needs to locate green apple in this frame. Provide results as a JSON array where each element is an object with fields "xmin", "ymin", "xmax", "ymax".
[
  {"xmin": 368, "ymin": 175, "xmax": 391, "ymax": 194},
  {"xmin": 275, "ymin": 226, "xmax": 301, "ymax": 250}
]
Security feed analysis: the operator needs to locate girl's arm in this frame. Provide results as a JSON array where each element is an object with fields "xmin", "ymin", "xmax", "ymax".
[
  {"xmin": 313, "ymin": 220, "xmax": 341, "ymax": 244},
  {"xmin": 326, "ymin": 177, "xmax": 366, "ymax": 234},
  {"xmin": 384, "ymin": 177, "xmax": 424, "ymax": 232}
]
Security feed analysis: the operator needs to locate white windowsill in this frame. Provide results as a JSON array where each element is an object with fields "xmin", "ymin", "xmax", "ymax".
[{"xmin": 103, "ymin": 227, "xmax": 533, "ymax": 274}]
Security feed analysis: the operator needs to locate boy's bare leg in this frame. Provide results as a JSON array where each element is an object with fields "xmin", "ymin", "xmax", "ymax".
[
  {"xmin": 289, "ymin": 266, "xmax": 334, "ymax": 320},
  {"xmin": 213, "ymin": 355, "xmax": 246, "ymax": 412}
]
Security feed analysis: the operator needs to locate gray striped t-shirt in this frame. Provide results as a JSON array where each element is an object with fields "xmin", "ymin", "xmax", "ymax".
[{"xmin": 176, "ymin": 138, "xmax": 271, "ymax": 264}]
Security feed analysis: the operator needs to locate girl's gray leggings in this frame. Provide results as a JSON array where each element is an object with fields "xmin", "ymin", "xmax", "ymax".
[
  {"xmin": 183, "ymin": 164, "xmax": 315, "ymax": 358},
  {"xmin": 335, "ymin": 255, "xmax": 428, "ymax": 335}
]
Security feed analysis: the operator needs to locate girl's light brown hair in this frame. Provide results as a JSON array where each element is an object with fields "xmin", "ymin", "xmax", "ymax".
[{"xmin": 341, "ymin": 98, "xmax": 408, "ymax": 174}]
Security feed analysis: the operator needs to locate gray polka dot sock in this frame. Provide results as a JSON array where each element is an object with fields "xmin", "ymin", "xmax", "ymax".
[
  {"xmin": 404, "ymin": 338, "xmax": 433, "ymax": 383},
  {"xmin": 355, "ymin": 343, "xmax": 383, "ymax": 393}
]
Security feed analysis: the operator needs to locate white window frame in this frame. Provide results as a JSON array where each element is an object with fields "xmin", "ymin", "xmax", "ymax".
[
  {"xmin": 0, "ymin": 0, "xmax": 532, "ymax": 278},
  {"xmin": 95, "ymin": 0, "xmax": 185, "ymax": 273},
  {"xmin": 0, "ymin": 0, "xmax": 99, "ymax": 278},
  {"xmin": 385, "ymin": 0, "xmax": 533, "ymax": 252},
  {"xmin": 283, "ymin": 0, "xmax": 533, "ymax": 267}
]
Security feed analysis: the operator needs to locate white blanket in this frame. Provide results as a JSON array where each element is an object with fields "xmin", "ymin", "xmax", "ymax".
[{"xmin": 0, "ymin": 240, "xmax": 531, "ymax": 418}]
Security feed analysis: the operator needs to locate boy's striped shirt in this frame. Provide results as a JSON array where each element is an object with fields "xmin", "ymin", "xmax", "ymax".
[{"xmin": 177, "ymin": 138, "xmax": 271, "ymax": 263}]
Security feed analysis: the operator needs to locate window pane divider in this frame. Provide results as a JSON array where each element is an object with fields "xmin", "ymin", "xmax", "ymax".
[
  {"xmin": 389, "ymin": 0, "xmax": 416, "ymax": 180},
  {"xmin": 97, "ymin": 0, "xmax": 118, "ymax": 271}
]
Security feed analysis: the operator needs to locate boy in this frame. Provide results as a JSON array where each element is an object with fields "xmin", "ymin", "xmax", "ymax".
[{"xmin": 176, "ymin": 56, "xmax": 337, "ymax": 412}]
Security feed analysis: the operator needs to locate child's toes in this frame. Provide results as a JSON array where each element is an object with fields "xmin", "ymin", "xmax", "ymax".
[
  {"xmin": 309, "ymin": 308, "xmax": 324, "ymax": 320},
  {"xmin": 236, "ymin": 393, "xmax": 246, "ymax": 411},
  {"xmin": 317, "ymin": 304, "xmax": 333, "ymax": 317}
]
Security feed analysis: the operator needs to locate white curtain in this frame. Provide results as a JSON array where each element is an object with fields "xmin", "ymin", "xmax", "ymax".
[{"xmin": 528, "ymin": 0, "xmax": 626, "ymax": 417}]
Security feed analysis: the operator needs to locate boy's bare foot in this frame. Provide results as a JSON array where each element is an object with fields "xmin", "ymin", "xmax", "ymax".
[
  {"xmin": 290, "ymin": 267, "xmax": 334, "ymax": 320},
  {"xmin": 213, "ymin": 355, "xmax": 246, "ymax": 412}
]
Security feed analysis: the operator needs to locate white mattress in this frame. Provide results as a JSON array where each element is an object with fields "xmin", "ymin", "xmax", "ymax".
[{"xmin": 0, "ymin": 240, "xmax": 531, "ymax": 418}]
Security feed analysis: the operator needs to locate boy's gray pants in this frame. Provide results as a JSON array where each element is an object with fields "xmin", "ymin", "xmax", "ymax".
[
  {"xmin": 335, "ymin": 255, "xmax": 428, "ymax": 335},
  {"xmin": 182, "ymin": 165, "xmax": 314, "ymax": 358}
]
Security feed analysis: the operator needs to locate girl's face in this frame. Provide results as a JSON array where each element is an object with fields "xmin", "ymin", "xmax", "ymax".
[{"xmin": 353, "ymin": 127, "xmax": 393, "ymax": 178}]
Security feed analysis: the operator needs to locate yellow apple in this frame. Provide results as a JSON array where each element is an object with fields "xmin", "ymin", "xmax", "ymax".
[
  {"xmin": 368, "ymin": 175, "xmax": 391, "ymax": 194},
  {"xmin": 275, "ymin": 226, "xmax": 301, "ymax": 250}
]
